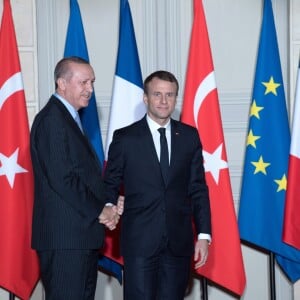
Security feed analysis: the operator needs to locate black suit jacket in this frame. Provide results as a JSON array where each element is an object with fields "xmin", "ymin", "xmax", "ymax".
[
  {"xmin": 104, "ymin": 115, "xmax": 211, "ymax": 257},
  {"xmin": 30, "ymin": 95, "xmax": 106, "ymax": 250}
]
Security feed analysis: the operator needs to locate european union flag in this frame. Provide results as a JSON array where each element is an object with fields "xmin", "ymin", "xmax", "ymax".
[
  {"xmin": 238, "ymin": 0, "xmax": 300, "ymax": 282},
  {"xmin": 64, "ymin": 0, "xmax": 122, "ymax": 283}
]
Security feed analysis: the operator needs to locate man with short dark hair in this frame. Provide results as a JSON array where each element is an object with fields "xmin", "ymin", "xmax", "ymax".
[
  {"xmin": 30, "ymin": 56, "xmax": 122, "ymax": 300},
  {"xmin": 105, "ymin": 70, "xmax": 211, "ymax": 300}
]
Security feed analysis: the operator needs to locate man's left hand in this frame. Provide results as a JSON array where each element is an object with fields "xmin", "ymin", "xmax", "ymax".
[{"xmin": 194, "ymin": 239, "xmax": 209, "ymax": 269}]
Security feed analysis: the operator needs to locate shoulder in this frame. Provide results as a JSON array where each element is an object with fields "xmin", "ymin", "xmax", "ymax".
[
  {"xmin": 31, "ymin": 97, "xmax": 69, "ymax": 134},
  {"xmin": 114, "ymin": 117, "xmax": 146, "ymax": 136},
  {"xmin": 171, "ymin": 119, "xmax": 202, "ymax": 147},
  {"xmin": 171, "ymin": 119, "xmax": 198, "ymax": 134},
  {"xmin": 35, "ymin": 96, "xmax": 70, "ymax": 120}
]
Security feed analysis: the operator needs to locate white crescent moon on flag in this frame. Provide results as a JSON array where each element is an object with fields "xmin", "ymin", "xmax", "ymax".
[
  {"xmin": 0, "ymin": 72, "xmax": 23, "ymax": 110},
  {"xmin": 193, "ymin": 71, "xmax": 228, "ymax": 184},
  {"xmin": 193, "ymin": 71, "xmax": 217, "ymax": 128}
]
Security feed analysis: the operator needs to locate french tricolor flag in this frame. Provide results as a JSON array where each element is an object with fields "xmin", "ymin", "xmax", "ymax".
[
  {"xmin": 283, "ymin": 59, "xmax": 300, "ymax": 250},
  {"xmin": 102, "ymin": 0, "xmax": 145, "ymax": 265},
  {"xmin": 105, "ymin": 0, "xmax": 145, "ymax": 159}
]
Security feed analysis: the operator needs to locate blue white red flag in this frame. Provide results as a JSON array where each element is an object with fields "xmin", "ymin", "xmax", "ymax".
[{"xmin": 102, "ymin": 0, "xmax": 145, "ymax": 266}]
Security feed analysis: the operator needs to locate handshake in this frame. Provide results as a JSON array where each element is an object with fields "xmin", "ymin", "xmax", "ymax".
[{"xmin": 98, "ymin": 195, "xmax": 124, "ymax": 230}]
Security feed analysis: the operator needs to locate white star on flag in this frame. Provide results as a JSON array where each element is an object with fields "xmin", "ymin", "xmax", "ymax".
[
  {"xmin": 0, "ymin": 148, "xmax": 28, "ymax": 188},
  {"xmin": 203, "ymin": 143, "xmax": 228, "ymax": 184}
]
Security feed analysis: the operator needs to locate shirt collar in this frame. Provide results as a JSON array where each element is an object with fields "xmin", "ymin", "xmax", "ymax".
[
  {"xmin": 146, "ymin": 114, "xmax": 171, "ymax": 133},
  {"xmin": 54, "ymin": 92, "xmax": 78, "ymax": 119}
]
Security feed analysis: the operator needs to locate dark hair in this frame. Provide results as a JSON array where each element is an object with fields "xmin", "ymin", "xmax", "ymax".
[
  {"xmin": 143, "ymin": 70, "xmax": 179, "ymax": 96},
  {"xmin": 54, "ymin": 56, "xmax": 90, "ymax": 89}
]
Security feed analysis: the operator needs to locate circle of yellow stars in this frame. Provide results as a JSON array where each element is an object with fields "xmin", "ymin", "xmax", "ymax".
[{"xmin": 246, "ymin": 76, "xmax": 287, "ymax": 192}]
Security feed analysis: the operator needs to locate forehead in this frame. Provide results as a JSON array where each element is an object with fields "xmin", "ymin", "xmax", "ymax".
[
  {"xmin": 148, "ymin": 77, "xmax": 177, "ymax": 90},
  {"xmin": 70, "ymin": 63, "xmax": 95, "ymax": 79}
]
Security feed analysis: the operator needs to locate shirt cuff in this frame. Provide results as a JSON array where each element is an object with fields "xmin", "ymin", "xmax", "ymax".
[{"xmin": 198, "ymin": 233, "xmax": 211, "ymax": 243}]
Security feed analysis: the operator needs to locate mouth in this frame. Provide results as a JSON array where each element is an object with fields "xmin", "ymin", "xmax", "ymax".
[
  {"xmin": 83, "ymin": 94, "xmax": 91, "ymax": 100},
  {"xmin": 158, "ymin": 106, "xmax": 169, "ymax": 111}
]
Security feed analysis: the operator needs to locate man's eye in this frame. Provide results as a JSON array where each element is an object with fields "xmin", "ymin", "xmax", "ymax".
[
  {"xmin": 166, "ymin": 93, "xmax": 175, "ymax": 98},
  {"xmin": 79, "ymin": 80, "xmax": 94, "ymax": 86}
]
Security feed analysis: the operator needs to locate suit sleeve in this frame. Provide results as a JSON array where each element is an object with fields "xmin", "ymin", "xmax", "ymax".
[
  {"xmin": 189, "ymin": 130, "xmax": 212, "ymax": 235},
  {"xmin": 104, "ymin": 130, "xmax": 124, "ymax": 204}
]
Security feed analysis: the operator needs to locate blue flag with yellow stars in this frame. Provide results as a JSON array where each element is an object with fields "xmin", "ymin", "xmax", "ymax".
[{"xmin": 238, "ymin": 0, "xmax": 300, "ymax": 282}]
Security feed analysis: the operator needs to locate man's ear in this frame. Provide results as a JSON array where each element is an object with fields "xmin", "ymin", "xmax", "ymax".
[
  {"xmin": 143, "ymin": 93, "xmax": 148, "ymax": 105},
  {"xmin": 57, "ymin": 77, "xmax": 66, "ymax": 90}
]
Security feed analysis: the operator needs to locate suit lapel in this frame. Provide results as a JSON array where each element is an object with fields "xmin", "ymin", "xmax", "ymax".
[
  {"xmin": 169, "ymin": 120, "xmax": 181, "ymax": 176},
  {"xmin": 139, "ymin": 117, "xmax": 160, "ymax": 165}
]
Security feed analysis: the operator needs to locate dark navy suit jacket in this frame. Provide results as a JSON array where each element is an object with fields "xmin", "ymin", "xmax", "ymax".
[
  {"xmin": 104, "ymin": 115, "xmax": 211, "ymax": 257},
  {"xmin": 30, "ymin": 95, "xmax": 106, "ymax": 250}
]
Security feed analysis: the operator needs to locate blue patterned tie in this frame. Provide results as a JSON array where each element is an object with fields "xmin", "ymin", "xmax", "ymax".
[{"xmin": 158, "ymin": 127, "xmax": 169, "ymax": 184}]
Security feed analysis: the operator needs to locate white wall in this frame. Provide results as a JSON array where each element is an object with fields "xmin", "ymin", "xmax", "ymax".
[{"xmin": 1, "ymin": 0, "xmax": 300, "ymax": 299}]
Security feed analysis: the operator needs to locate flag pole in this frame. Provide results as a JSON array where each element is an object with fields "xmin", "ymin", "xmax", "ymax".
[
  {"xmin": 269, "ymin": 252, "xmax": 276, "ymax": 300},
  {"xmin": 200, "ymin": 276, "xmax": 208, "ymax": 300},
  {"xmin": 9, "ymin": 293, "xmax": 15, "ymax": 300}
]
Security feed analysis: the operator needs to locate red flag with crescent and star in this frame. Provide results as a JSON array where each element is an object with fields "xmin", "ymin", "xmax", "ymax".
[
  {"xmin": 0, "ymin": 0, "xmax": 39, "ymax": 298},
  {"xmin": 181, "ymin": 0, "xmax": 246, "ymax": 296}
]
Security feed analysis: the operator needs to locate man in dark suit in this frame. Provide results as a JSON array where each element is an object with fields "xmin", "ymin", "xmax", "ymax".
[
  {"xmin": 104, "ymin": 70, "xmax": 212, "ymax": 300},
  {"xmin": 30, "ymin": 57, "xmax": 122, "ymax": 300}
]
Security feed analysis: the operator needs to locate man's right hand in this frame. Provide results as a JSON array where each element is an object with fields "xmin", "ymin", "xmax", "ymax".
[{"xmin": 98, "ymin": 205, "xmax": 120, "ymax": 230}]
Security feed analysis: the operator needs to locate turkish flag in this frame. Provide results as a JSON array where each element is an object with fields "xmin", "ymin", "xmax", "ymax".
[
  {"xmin": 181, "ymin": 0, "xmax": 246, "ymax": 296},
  {"xmin": 0, "ymin": 0, "xmax": 39, "ymax": 299},
  {"xmin": 283, "ymin": 62, "xmax": 300, "ymax": 250}
]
